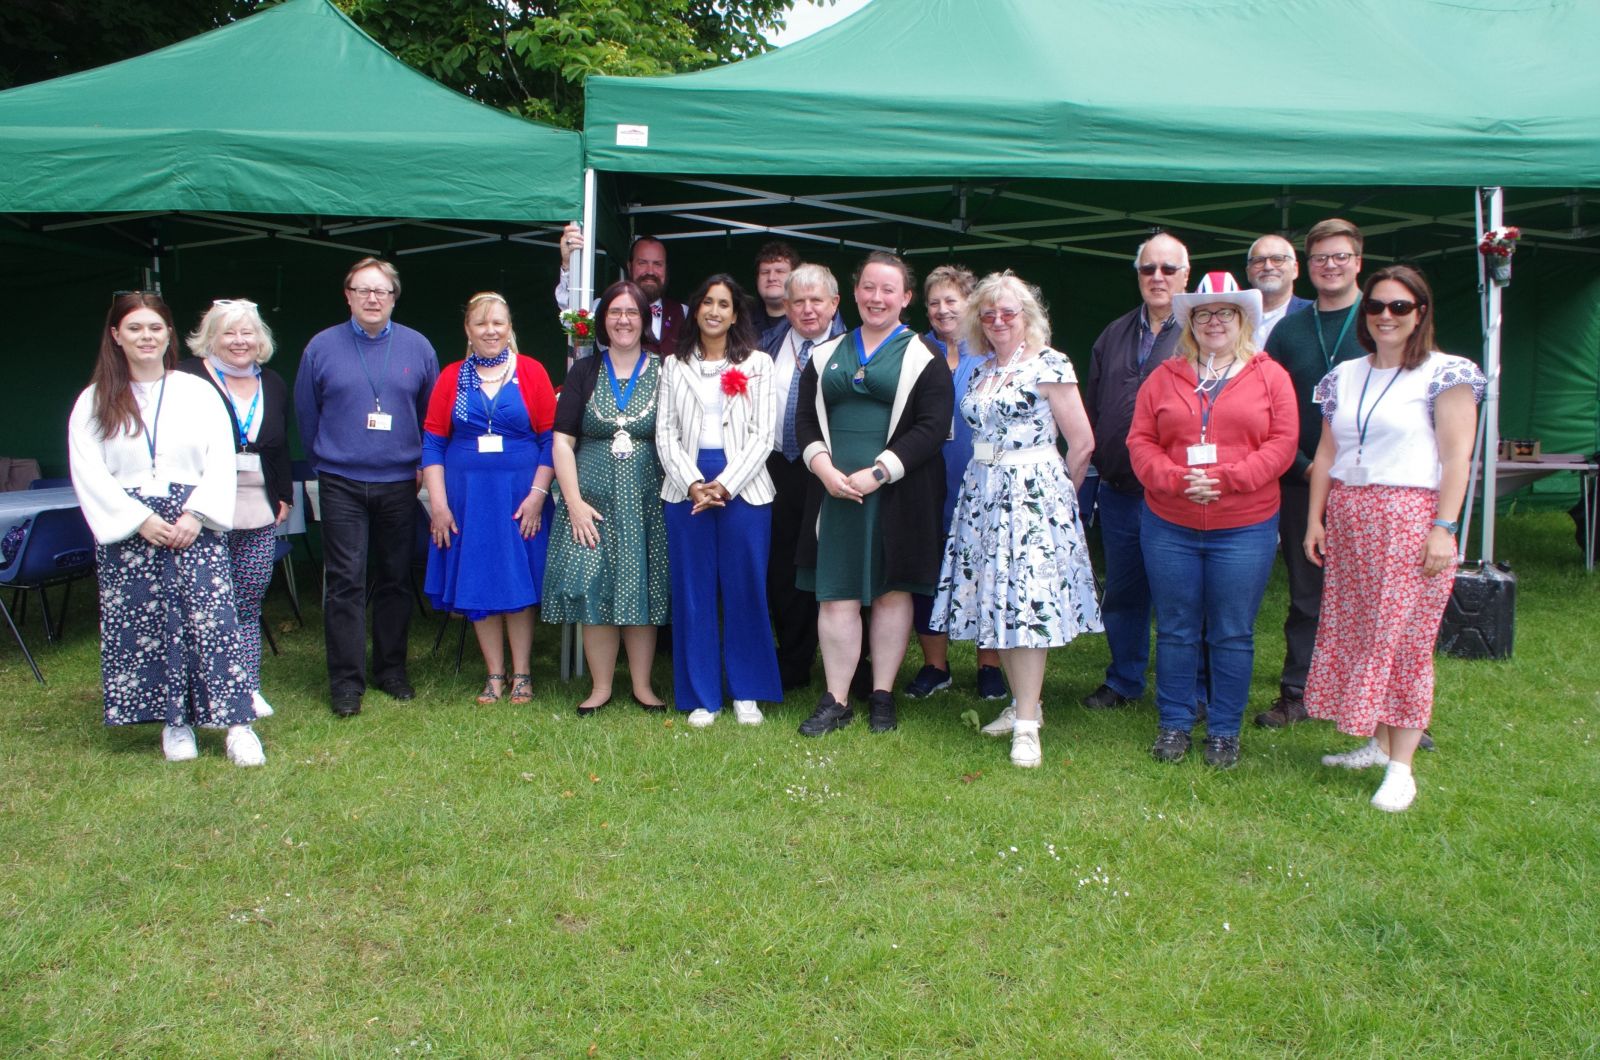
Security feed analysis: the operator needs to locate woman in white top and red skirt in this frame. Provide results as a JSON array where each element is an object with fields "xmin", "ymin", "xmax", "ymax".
[{"xmin": 1303, "ymin": 265, "xmax": 1484, "ymax": 812}]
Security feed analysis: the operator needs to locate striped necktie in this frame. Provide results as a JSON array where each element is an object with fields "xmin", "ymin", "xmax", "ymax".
[{"xmin": 782, "ymin": 339, "xmax": 814, "ymax": 461}]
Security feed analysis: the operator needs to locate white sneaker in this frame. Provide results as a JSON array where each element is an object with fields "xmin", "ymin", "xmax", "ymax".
[
  {"xmin": 687, "ymin": 708, "xmax": 717, "ymax": 729},
  {"xmin": 162, "ymin": 723, "xmax": 198, "ymax": 762},
  {"xmin": 251, "ymin": 691, "xmax": 274, "ymax": 718},
  {"xmin": 1322, "ymin": 738, "xmax": 1390, "ymax": 770},
  {"xmin": 981, "ymin": 702, "xmax": 1043, "ymax": 737},
  {"xmin": 1010, "ymin": 719, "xmax": 1042, "ymax": 768},
  {"xmin": 1370, "ymin": 763, "xmax": 1416, "ymax": 812},
  {"xmin": 225, "ymin": 725, "xmax": 266, "ymax": 767},
  {"xmin": 732, "ymin": 700, "xmax": 763, "ymax": 725}
]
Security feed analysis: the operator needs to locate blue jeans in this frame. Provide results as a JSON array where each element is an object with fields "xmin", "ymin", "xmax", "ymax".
[
  {"xmin": 1096, "ymin": 485, "xmax": 1153, "ymax": 698},
  {"xmin": 1140, "ymin": 509, "xmax": 1278, "ymax": 738}
]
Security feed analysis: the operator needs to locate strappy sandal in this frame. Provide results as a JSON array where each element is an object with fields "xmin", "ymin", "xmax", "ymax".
[
  {"xmin": 510, "ymin": 673, "xmax": 534, "ymax": 705},
  {"xmin": 476, "ymin": 673, "xmax": 506, "ymax": 704}
]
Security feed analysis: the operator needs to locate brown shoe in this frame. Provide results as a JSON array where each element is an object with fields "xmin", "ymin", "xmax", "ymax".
[{"xmin": 1253, "ymin": 695, "xmax": 1308, "ymax": 728}]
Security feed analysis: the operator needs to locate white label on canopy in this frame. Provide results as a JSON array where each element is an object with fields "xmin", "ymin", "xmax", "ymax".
[{"xmin": 616, "ymin": 124, "xmax": 650, "ymax": 147}]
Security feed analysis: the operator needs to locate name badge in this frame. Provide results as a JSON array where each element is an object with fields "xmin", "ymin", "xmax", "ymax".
[
  {"xmin": 972, "ymin": 441, "xmax": 995, "ymax": 463},
  {"xmin": 367, "ymin": 412, "xmax": 393, "ymax": 432},
  {"xmin": 236, "ymin": 452, "xmax": 263, "ymax": 474},
  {"xmin": 1344, "ymin": 465, "xmax": 1370, "ymax": 486},
  {"xmin": 477, "ymin": 433, "xmax": 504, "ymax": 454},
  {"xmin": 1186, "ymin": 443, "xmax": 1217, "ymax": 466}
]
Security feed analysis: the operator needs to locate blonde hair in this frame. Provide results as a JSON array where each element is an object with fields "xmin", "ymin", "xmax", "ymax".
[
  {"xmin": 463, "ymin": 292, "xmax": 519, "ymax": 359},
  {"xmin": 185, "ymin": 299, "xmax": 275, "ymax": 364},
  {"xmin": 1177, "ymin": 306, "xmax": 1257, "ymax": 366},
  {"xmin": 345, "ymin": 256, "xmax": 401, "ymax": 296},
  {"xmin": 963, "ymin": 271, "xmax": 1051, "ymax": 354}
]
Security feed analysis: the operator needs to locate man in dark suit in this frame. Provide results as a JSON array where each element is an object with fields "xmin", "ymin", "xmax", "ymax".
[{"xmin": 555, "ymin": 224, "xmax": 686, "ymax": 354}]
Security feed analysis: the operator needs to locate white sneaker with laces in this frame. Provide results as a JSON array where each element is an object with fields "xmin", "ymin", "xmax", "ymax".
[
  {"xmin": 981, "ymin": 702, "xmax": 1042, "ymax": 737},
  {"xmin": 162, "ymin": 724, "xmax": 198, "ymax": 762},
  {"xmin": 251, "ymin": 691, "xmax": 275, "ymax": 718},
  {"xmin": 732, "ymin": 700, "xmax": 763, "ymax": 725},
  {"xmin": 1010, "ymin": 719, "xmax": 1042, "ymax": 768},
  {"xmin": 687, "ymin": 708, "xmax": 717, "ymax": 729},
  {"xmin": 1370, "ymin": 762, "xmax": 1416, "ymax": 812},
  {"xmin": 1322, "ymin": 738, "xmax": 1390, "ymax": 770},
  {"xmin": 225, "ymin": 725, "xmax": 266, "ymax": 767}
]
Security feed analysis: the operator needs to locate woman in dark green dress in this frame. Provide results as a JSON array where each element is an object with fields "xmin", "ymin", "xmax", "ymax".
[
  {"xmin": 793, "ymin": 252, "xmax": 954, "ymax": 736},
  {"xmin": 542, "ymin": 281, "xmax": 670, "ymax": 715}
]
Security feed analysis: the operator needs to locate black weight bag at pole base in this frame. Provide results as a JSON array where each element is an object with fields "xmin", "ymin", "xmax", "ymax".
[{"xmin": 1436, "ymin": 386, "xmax": 1516, "ymax": 660}]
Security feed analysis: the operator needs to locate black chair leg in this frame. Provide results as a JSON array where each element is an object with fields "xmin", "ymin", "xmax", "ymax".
[
  {"xmin": 0, "ymin": 596, "xmax": 44, "ymax": 684},
  {"xmin": 261, "ymin": 615, "xmax": 279, "ymax": 656},
  {"xmin": 431, "ymin": 611, "xmax": 451, "ymax": 655},
  {"xmin": 39, "ymin": 587, "xmax": 58, "ymax": 644},
  {"xmin": 455, "ymin": 616, "xmax": 469, "ymax": 674}
]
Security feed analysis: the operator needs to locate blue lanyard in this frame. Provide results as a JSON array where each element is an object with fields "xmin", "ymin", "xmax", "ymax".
[
  {"xmin": 1316, "ymin": 305, "xmax": 1358, "ymax": 371},
  {"xmin": 350, "ymin": 330, "xmax": 393, "ymax": 411},
  {"xmin": 142, "ymin": 375, "xmax": 167, "ymax": 471},
  {"xmin": 230, "ymin": 371, "xmax": 262, "ymax": 447},
  {"xmin": 480, "ymin": 375, "xmax": 506, "ymax": 435},
  {"xmin": 604, "ymin": 350, "xmax": 645, "ymax": 412},
  {"xmin": 853, "ymin": 324, "xmax": 908, "ymax": 367},
  {"xmin": 1196, "ymin": 375, "xmax": 1231, "ymax": 443},
  {"xmin": 1354, "ymin": 362, "xmax": 1403, "ymax": 461}
]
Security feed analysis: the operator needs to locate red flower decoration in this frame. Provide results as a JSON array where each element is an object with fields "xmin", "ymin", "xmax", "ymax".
[
  {"xmin": 575, "ymin": 322, "xmax": 590, "ymax": 337},
  {"xmin": 720, "ymin": 367, "xmax": 749, "ymax": 397},
  {"xmin": 576, "ymin": 309, "xmax": 590, "ymax": 318}
]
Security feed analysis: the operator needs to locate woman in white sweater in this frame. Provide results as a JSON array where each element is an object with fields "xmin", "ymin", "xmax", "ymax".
[{"xmin": 67, "ymin": 292, "xmax": 264, "ymax": 766}]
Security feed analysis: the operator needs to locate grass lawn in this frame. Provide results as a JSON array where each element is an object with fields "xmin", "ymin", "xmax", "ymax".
[{"xmin": 2, "ymin": 511, "xmax": 1596, "ymax": 1057}]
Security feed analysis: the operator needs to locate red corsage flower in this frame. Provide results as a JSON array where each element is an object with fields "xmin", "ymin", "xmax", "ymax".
[
  {"xmin": 720, "ymin": 367, "xmax": 749, "ymax": 397},
  {"xmin": 574, "ymin": 321, "xmax": 590, "ymax": 337}
]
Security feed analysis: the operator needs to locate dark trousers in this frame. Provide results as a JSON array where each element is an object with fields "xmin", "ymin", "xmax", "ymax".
[
  {"xmin": 767, "ymin": 451, "xmax": 819, "ymax": 688},
  {"xmin": 318, "ymin": 472, "xmax": 417, "ymax": 697},
  {"xmin": 1276, "ymin": 478, "xmax": 1322, "ymax": 698}
]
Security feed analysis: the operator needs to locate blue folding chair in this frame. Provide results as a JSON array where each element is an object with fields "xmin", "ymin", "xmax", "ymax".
[{"xmin": 0, "ymin": 507, "xmax": 97, "ymax": 683}]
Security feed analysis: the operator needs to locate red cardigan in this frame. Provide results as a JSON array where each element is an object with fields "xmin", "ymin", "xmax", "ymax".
[
  {"xmin": 1127, "ymin": 354, "xmax": 1297, "ymax": 530},
  {"xmin": 424, "ymin": 354, "xmax": 557, "ymax": 438}
]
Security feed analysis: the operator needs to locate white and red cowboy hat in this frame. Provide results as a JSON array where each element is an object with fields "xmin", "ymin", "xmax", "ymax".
[{"xmin": 1171, "ymin": 271, "xmax": 1263, "ymax": 335}]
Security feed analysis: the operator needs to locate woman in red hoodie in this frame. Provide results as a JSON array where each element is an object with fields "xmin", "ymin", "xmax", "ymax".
[{"xmin": 1127, "ymin": 272, "xmax": 1297, "ymax": 767}]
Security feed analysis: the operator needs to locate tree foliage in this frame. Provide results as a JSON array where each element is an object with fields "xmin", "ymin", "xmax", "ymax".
[{"xmin": 0, "ymin": 0, "xmax": 258, "ymax": 90}]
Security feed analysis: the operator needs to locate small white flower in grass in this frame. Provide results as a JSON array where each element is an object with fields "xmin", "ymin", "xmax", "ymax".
[{"xmin": 1223, "ymin": 922, "xmax": 1231, "ymax": 932}]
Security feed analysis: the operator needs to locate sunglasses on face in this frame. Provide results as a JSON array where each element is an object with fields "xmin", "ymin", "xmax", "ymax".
[
  {"xmin": 1190, "ymin": 307, "xmax": 1239, "ymax": 324},
  {"xmin": 978, "ymin": 307, "xmax": 1021, "ymax": 325},
  {"xmin": 1136, "ymin": 263, "xmax": 1185, "ymax": 277},
  {"xmin": 1362, "ymin": 298, "xmax": 1423, "ymax": 317}
]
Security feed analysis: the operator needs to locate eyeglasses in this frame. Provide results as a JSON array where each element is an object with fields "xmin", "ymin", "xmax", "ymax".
[
  {"xmin": 606, "ymin": 307, "xmax": 641, "ymax": 319},
  {"xmin": 1136, "ymin": 263, "xmax": 1186, "ymax": 277},
  {"xmin": 1362, "ymin": 298, "xmax": 1422, "ymax": 317},
  {"xmin": 1308, "ymin": 252, "xmax": 1357, "ymax": 267},
  {"xmin": 1246, "ymin": 254, "xmax": 1293, "ymax": 269},
  {"xmin": 978, "ymin": 307, "xmax": 1021, "ymax": 325},
  {"xmin": 1190, "ymin": 307, "xmax": 1240, "ymax": 324},
  {"xmin": 347, "ymin": 285, "xmax": 395, "ymax": 299},
  {"xmin": 212, "ymin": 298, "xmax": 257, "ymax": 308}
]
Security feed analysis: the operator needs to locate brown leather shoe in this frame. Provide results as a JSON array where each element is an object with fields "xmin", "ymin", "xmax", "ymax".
[{"xmin": 1253, "ymin": 695, "xmax": 1308, "ymax": 728}]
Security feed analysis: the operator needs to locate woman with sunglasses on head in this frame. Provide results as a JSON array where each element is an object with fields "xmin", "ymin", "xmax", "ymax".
[
  {"xmin": 68, "ymin": 292, "xmax": 264, "ymax": 765},
  {"xmin": 177, "ymin": 299, "xmax": 293, "ymax": 720},
  {"xmin": 929, "ymin": 272, "xmax": 1101, "ymax": 768},
  {"xmin": 656, "ymin": 274, "xmax": 782, "ymax": 727},
  {"xmin": 1127, "ymin": 272, "xmax": 1297, "ymax": 768},
  {"xmin": 421, "ymin": 293, "xmax": 558, "ymax": 706},
  {"xmin": 794, "ymin": 252, "xmax": 954, "ymax": 737},
  {"xmin": 543, "ymin": 281, "xmax": 670, "ymax": 716},
  {"xmin": 1303, "ymin": 265, "xmax": 1483, "ymax": 812}
]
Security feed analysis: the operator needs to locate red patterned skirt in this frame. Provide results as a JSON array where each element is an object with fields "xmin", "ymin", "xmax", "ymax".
[{"xmin": 1304, "ymin": 484, "xmax": 1455, "ymax": 737}]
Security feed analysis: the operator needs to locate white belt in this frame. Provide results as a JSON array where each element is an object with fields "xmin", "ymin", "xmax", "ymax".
[{"xmin": 971, "ymin": 442, "xmax": 1060, "ymax": 466}]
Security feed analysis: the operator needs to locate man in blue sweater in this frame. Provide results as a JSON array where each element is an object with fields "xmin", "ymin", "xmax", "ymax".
[{"xmin": 295, "ymin": 258, "xmax": 440, "ymax": 717}]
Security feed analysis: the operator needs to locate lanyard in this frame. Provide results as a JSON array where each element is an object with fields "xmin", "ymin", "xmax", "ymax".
[
  {"xmin": 1354, "ymin": 362, "xmax": 1403, "ymax": 462},
  {"xmin": 231, "ymin": 372, "xmax": 262, "ymax": 447},
  {"xmin": 853, "ymin": 323, "xmax": 908, "ymax": 367},
  {"xmin": 604, "ymin": 350, "xmax": 645, "ymax": 412},
  {"xmin": 141, "ymin": 375, "xmax": 167, "ymax": 472},
  {"xmin": 351, "ymin": 330, "xmax": 393, "ymax": 411},
  {"xmin": 1316, "ymin": 304, "xmax": 1358, "ymax": 371},
  {"xmin": 480, "ymin": 367, "xmax": 511, "ymax": 435}
]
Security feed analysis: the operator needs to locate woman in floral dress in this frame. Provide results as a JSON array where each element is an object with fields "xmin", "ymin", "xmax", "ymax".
[{"xmin": 931, "ymin": 272, "xmax": 1101, "ymax": 768}]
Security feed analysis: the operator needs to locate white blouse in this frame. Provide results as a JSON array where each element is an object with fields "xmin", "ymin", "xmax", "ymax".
[
  {"xmin": 68, "ymin": 372, "xmax": 239, "ymax": 544},
  {"xmin": 1314, "ymin": 351, "xmax": 1486, "ymax": 491}
]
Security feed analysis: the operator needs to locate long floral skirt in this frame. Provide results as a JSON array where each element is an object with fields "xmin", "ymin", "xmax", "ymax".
[
  {"xmin": 1304, "ymin": 484, "xmax": 1455, "ymax": 737},
  {"xmin": 96, "ymin": 486, "xmax": 254, "ymax": 728}
]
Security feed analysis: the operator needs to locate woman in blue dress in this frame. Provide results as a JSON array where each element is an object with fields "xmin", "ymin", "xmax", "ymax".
[{"xmin": 422, "ymin": 292, "xmax": 558, "ymax": 705}]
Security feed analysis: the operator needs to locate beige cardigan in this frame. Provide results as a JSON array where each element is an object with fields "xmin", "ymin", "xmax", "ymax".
[{"xmin": 656, "ymin": 349, "xmax": 778, "ymax": 504}]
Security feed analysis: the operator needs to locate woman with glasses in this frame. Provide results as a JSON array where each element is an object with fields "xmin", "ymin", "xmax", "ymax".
[
  {"xmin": 929, "ymin": 272, "xmax": 1101, "ymax": 768},
  {"xmin": 794, "ymin": 252, "xmax": 954, "ymax": 737},
  {"xmin": 1127, "ymin": 272, "xmax": 1297, "ymax": 768},
  {"xmin": 542, "ymin": 281, "xmax": 670, "ymax": 715},
  {"xmin": 177, "ymin": 299, "xmax": 293, "ymax": 719},
  {"xmin": 1303, "ymin": 265, "xmax": 1483, "ymax": 811},
  {"xmin": 68, "ymin": 292, "xmax": 265, "ymax": 765},
  {"xmin": 421, "ymin": 293, "xmax": 558, "ymax": 706}
]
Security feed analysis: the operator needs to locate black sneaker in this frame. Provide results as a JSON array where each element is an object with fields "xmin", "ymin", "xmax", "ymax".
[
  {"xmin": 1082, "ymin": 683, "xmax": 1134, "ymax": 710},
  {"xmin": 1203, "ymin": 734, "xmax": 1240, "ymax": 769},
  {"xmin": 867, "ymin": 690, "xmax": 897, "ymax": 733},
  {"xmin": 903, "ymin": 665, "xmax": 952, "ymax": 699},
  {"xmin": 975, "ymin": 665, "xmax": 1008, "ymax": 701},
  {"xmin": 1150, "ymin": 729, "xmax": 1191, "ymax": 763},
  {"xmin": 798, "ymin": 694, "xmax": 852, "ymax": 737}
]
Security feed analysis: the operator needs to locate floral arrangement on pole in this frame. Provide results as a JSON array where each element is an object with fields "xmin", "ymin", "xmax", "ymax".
[
  {"xmin": 561, "ymin": 307, "xmax": 594, "ymax": 346},
  {"xmin": 1479, "ymin": 226, "xmax": 1521, "ymax": 285},
  {"xmin": 720, "ymin": 367, "xmax": 750, "ymax": 397}
]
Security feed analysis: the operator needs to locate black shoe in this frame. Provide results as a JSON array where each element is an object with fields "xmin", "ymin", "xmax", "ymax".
[
  {"xmin": 903, "ymin": 665, "xmax": 952, "ymax": 699},
  {"xmin": 376, "ymin": 678, "xmax": 415, "ymax": 701},
  {"xmin": 1203, "ymin": 734, "xmax": 1240, "ymax": 769},
  {"xmin": 798, "ymin": 693, "xmax": 852, "ymax": 737},
  {"xmin": 1419, "ymin": 729, "xmax": 1436, "ymax": 752},
  {"xmin": 975, "ymin": 665, "xmax": 1008, "ymax": 701},
  {"xmin": 867, "ymin": 689, "xmax": 897, "ymax": 733},
  {"xmin": 1082, "ymin": 683, "xmax": 1134, "ymax": 710},
  {"xmin": 577, "ymin": 694, "xmax": 611, "ymax": 717},
  {"xmin": 631, "ymin": 693, "xmax": 667, "ymax": 712},
  {"xmin": 849, "ymin": 660, "xmax": 873, "ymax": 703},
  {"xmin": 331, "ymin": 694, "xmax": 362, "ymax": 718},
  {"xmin": 1254, "ymin": 694, "xmax": 1308, "ymax": 728},
  {"xmin": 1150, "ymin": 728, "xmax": 1191, "ymax": 763}
]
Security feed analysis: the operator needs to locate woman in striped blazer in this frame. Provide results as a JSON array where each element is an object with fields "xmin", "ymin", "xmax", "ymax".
[{"xmin": 656, "ymin": 274, "xmax": 783, "ymax": 728}]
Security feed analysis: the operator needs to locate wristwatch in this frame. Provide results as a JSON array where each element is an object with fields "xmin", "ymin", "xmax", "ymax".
[
  {"xmin": 871, "ymin": 466, "xmax": 887, "ymax": 483},
  {"xmin": 1431, "ymin": 518, "xmax": 1459, "ymax": 534}
]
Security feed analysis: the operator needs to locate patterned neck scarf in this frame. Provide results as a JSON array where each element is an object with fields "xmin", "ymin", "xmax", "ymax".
[{"xmin": 454, "ymin": 347, "xmax": 511, "ymax": 422}]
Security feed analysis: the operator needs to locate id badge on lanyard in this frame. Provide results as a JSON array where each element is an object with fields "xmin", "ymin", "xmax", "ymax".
[
  {"xmin": 1186, "ymin": 443, "xmax": 1216, "ymax": 466},
  {"xmin": 367, "ymin": 411, "xmax": 393, "ymax": 431},
  {"xmin": 478, "ymin": 433, "xmax": 504, "ymax": 454}
]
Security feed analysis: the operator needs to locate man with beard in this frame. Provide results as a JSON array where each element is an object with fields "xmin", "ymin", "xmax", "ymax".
[
  {"xmin": 1246, "ymin": 234, "xmax": 1311, "ymax": 345},
  {"xmin": 555, "ymin": 223, "xmax": 686, "ymax": 355}
]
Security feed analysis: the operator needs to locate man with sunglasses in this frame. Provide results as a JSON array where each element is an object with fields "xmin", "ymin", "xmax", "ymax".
[
  {"xmin": 1080, "ymin": 233, "xmax": 1191, "ymax": 710},
  {"xmin": 1256, "ymin": 219, "xmax": 1367, "ymax": 728},
  {"xmin": 295, "ymin": 257, "xmax": 440, "ymax": 718},
  {"xmin": 1246, "ymin": 235, "xmax": 1311, "ymax": 344}
]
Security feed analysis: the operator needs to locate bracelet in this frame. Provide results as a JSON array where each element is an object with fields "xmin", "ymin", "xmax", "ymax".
[{"xmin": 530, "ymin": 485, "xmax": 548, "ymax": 496}]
